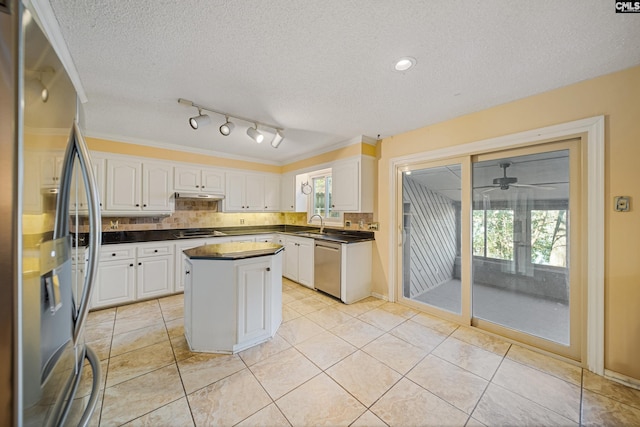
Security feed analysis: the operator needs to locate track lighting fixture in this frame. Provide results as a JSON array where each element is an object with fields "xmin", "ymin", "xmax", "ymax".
[
  {"xmin": 219, "ymin": 117, "xmax": 235, "ymax": 136},
  {"xmin": 178, "ymin": 98, "xmax": 284, "ymax": 148},
  {"xmin": 189, "ymin": 109, "xmax": 211, "ymax": 130},
  {"xmin": 270, "ymin": 130, "xmax": 284, "ymax": 148},
  {"xmin": 247, "ymin": 124, "xmax": 264, "ymax": 143}
]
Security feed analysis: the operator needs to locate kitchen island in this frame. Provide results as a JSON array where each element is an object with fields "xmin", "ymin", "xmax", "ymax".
[{"xmin": 183, "ymin": 242, "xmax": 283, "ymax": 354}]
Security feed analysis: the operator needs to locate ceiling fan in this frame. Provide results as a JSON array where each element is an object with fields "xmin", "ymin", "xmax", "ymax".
[{"xmin": 478, "ymin": 162, "xmax": 556, "ymax": 193}]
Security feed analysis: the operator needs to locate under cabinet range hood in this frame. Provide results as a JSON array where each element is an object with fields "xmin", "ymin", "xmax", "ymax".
[{"xmin": 173, "ymin": 192, "xmax": 225, "ymax": 200}]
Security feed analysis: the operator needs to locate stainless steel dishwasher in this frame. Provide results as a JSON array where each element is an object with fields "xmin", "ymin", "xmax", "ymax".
[{"xmin": 314, "ymin": 240, "xmax": 342, "ymax": 299}]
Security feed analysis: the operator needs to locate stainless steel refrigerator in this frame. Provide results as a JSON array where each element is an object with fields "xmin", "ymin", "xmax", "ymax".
[{"xmin": 1, "ymin": 0, "xmax": 102, "ymax": 425}]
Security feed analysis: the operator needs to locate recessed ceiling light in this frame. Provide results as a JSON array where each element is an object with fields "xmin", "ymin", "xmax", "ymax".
[{"xmin": 394, "ymin": 57, "xmax": 416, "ymax": 72}]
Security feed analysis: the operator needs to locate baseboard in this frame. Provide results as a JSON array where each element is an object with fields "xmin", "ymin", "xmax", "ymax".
[
  {"xmin": 605, "ymin": 369, "xmax": 640, "ymax": 391},
  {"xmin": 371, "ymin": 292, "xmax": 388, "ymax": 301}
]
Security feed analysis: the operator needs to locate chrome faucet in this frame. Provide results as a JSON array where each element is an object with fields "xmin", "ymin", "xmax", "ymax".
[{"xmin": 310, "ymin": 214, "xmax": 325, "ymax": 233}]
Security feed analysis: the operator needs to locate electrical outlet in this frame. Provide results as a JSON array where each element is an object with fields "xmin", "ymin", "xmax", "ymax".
[
  {"xmin": 369, "ymin": 222, "xmax": 379, "ymax": 231},
  {"xmin": 110, "ymin": 220, "xmax": 119, "ymax": 230},
  {"xmin": 358, "ymin": 220, "xmax": 364, "ymax": 229},
  {"xmin": 240, "ymin": 218, "xmax": 245, "ymax": 224},
  {"xmin": 345, "ymin": 220, "xmax": 352, "ymax": 227},
  {"xmin": 614, "ymin": 196, "xmax": 630, "ymax": 212}
]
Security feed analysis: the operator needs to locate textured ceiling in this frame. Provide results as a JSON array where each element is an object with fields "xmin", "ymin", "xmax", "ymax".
[{"xmin": 46, "ymin": 0, "xmax": 640, "ymax": 165}]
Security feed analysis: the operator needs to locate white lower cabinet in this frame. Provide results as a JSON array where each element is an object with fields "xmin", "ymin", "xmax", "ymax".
[
  {"xmin": 92, "ymin": 242, "xmax": 174, "ymax": 309},
  {"xmin": 236, "ymin": 259, "xmax": 272, "ymax": 344},
  {"xmin": 174, "ymin": 237, "xmax": 229, "ymax": 292},
  {"xmin": 92, "ymin": 258, "xmax": 136, "ymax": 308},
  {"xmin": 136, "ymin": 242, "xmax": 174, "ymax": 299},
  {"xmin": 184, "ymin": 252, "xmax": 282, "ymax": 353},
  {"xmin": 282, "ymin": 236, "xmax": 313, "ymax": 288}
]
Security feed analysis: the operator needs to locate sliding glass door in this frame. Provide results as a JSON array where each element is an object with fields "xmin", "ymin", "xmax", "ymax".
[
  {"xmin": 398, "ymin": 140, "xmax": 581, "ymax": 359},
  {"xmin": 399, "ymin": 157, "xmax": 470, "ymax": 324}
]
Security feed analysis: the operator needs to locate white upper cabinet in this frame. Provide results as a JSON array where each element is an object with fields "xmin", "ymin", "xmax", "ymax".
[
  {"xmin": 105, "ymin": 157, "xmax": 173, "ymax": 214},
  {"xmin": 201, "ymin": 169, "xmax": 225, "ymax": 193},
  {"xmin": 142, "ymin": 162, "xmax": 173, "ymax": 211},
  {"xmin": 70, "ymin": 156, "xmax": 105, "ymax": 211},
  {"xmin": 106, "ymin": 158, "xmax": 142, "ymax": 211},
  {"xmin": 40, "ymin": 154, "xmax": 64, "ymax": 187},
  {"xmin": 224, "ymin": 172, "xmax": 280, "ymax": 212},
  {"xmin": 263, "ymin": 175, "xmax": 280, "ymax": 211},
  {"xmin": 331, "ymin": 156, "xmax": 375, "ymax": 212},
  {"xmin": 280, "ymin": 173, "xmax": 306, "ymax": 212},
  {"xmin": 174, "ymin": 166, "xmax": 224, "ymax": 193}
]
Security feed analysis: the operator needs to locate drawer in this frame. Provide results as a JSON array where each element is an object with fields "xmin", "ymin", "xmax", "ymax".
[
  {"xmin": 100, "ymin": 245, "xmax": 135, "ymax": 262},
  {"xmin": 138, "ymin": 243, "xmax": 174, "ymax": 258}
]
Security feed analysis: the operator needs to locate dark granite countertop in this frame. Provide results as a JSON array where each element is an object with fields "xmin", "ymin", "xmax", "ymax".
[
  {"xmin": 86, "ymin": 225, "xmax": 374, "ymax": 245},
  {"xmin": 184, "ymin": 242, "xmax": 284, "ymax": 260}
]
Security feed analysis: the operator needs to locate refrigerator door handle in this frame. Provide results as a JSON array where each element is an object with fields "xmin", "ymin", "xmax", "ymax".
[
  {"xmin": 72, "ymin": 122, "xmax": 102, "ymax": 343},
  {"xmin": 54, "ymin": 120, "xmax": 102, "ymax": 343},
  {"xmin": 56, "ymin": 345, "xmax": 102, "ymax": 427}
]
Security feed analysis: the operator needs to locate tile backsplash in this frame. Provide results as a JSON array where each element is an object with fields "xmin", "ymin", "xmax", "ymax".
[{"xmin": 77, "ymin": 200, "xmax": 374, "ymax": 232}]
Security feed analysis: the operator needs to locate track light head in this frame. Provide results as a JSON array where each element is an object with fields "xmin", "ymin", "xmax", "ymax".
[
  {"xmin": 247, "ymin": 124, "xmax": 264, "ymax": 143},
  {"xmin": 189, "ymin": 109, "xmax": 211, "ymax": 130},
  {"xmin": 270, "ymin": 130, "xmax": 284, "ymax": 148},
  {"xmin": 219, "ymin": 117, "xmax": 235, "ymax": 136}
]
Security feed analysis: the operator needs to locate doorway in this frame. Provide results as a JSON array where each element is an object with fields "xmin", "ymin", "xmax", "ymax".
[{"xmin": 397, "ymin": 139, "xmax": 582, "ymax": 359}]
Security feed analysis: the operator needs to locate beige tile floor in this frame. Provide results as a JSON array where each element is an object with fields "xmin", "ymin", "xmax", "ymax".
[{"xmin": 81, "ymin": 278, "xmax": 640, "ymax": 426}]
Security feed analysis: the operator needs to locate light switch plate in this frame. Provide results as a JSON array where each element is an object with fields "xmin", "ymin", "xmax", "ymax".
[{"xmin": 614, "ymin": 196, "xmax": 630, "ymax": 212}]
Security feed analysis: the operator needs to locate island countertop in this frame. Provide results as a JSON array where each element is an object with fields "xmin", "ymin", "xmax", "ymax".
[{"xmin": 184, "ymin": 241, "xmax": 284, "ymax": 260}]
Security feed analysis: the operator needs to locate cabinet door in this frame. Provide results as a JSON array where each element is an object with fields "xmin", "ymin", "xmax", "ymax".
[
  {"xmin": 92, "ymin": 260, "xmax": 135, "ymax": 308},
  {"xmin": 143, "ymin": 162, "xmax": 172, "ymax": 211},
  {"xmin": 40, "ymin": 154, "xmax": 64, "ymax": 187},
  {"xmin": 280, "ymin": 174, "xmax": 295, "ymax": 211},
  {"xmin": 72, "ymin": 158, "xmax": 105, "ymax": 211},
  {"xmin": 276, "ymin": 235, "xmax": 287, "ymax": 274},
  {"xmin": 105, "ymin": 159, "xmax": 142, "ymax": 211},
  {"xmin": 263, "ymin": 175, "xmax": 280, "ymax": 211},
  {"xmin": 283, "ymin": 239, "xmax": 298, "ymax": 280},
  {"xmin": 174, "ymin": 239, "xmax": 208, "ymax": 292},
  {"xmin": 225, "ymin": 173, "xmax": 246, "ymax": 211},
  {"xmin": 297, "ymin": 239, "xmax": 314, "ymax": 288},
  {"xmin": 236, "ymin": 260, "xmax": 271, "ymax": 344},
  {"xmin": 201, "ymin": 169, "xmax": 224, "ymax": 193},
  {"xmin": 331, "ymin": 159, "xmax": 360, "ymax": 212},
  {"xmin": 245, "ymin": 175, "xmax": 265, "ymax": 211},
  {"xmin": 184, "ymin": 259, "xmax": 193, "ymax": 342},
  {"xmin": 137, "ymin": 255, "xmax": 173, "ymax": 299},
  {"xmin": 174, "ymin": 166, "xmax": 201, "ymax": 191}
]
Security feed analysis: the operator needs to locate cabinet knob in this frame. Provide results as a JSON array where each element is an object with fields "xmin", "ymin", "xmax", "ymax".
[
  {"xmin": 138, "ymin": 262, "xmax": 142, "ymax": 266},
  {"xmin": 112, "ymin": 253, "xmax": 116, "ymax": 256},
  {"xmin": 129, "ymin": 263, "xmax": 133, "ymax": 267},
  {"xmin": 202, "ymin": 186, "xmax": 205, "ymax": 189},
  {"xmin": 266, "ymin": 267, "xmax": 271, "ymax": 272},
  {"xmin": 195, "ymin": 185, "xmax": 199, "ymax": 188},
  {"xmin": 135, "ymin": 203, "xmax": 140, "ymax": 207},
  {"xmin": 143, "ymin": 204, "xmax": 147, "ymax": 207},
  {"xmin": 154, "ymin": 249, "xmax": 158, "ymax": 253},
  {"xmin": 185, "ymin": 270, "xmax": 190, "ymax": 275},
  {"xmin": 332, "ymin": 204, "xmax": 335, "ymax": 208},
  {"xmin": 290, "ymin": 205, "xmax": 294, "ymax": 208},
  {"xmin": 265, "ymin": 206, "xmax": 267, "ymax": 209}
]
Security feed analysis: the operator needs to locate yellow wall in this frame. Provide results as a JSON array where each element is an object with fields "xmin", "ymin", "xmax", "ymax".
[
  {"xmin": 374, "ymin": 65, "xmax": 640, "ymax": 380},
  {"xmin": 85, "ymin": 137, "xmax": 373, "ymax": 175},
  {"xmin": 86, "ymin": 137, "xmax": 281, "ymax": 174},
  {"xmin": 282, "ymin": 142, "xmax": 375, "ymax": 173}
]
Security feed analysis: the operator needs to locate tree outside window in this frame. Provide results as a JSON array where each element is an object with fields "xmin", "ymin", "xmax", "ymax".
[
  {"xmin": 310, "ymin": 172, "xmax": 341, "ymax": 222},
  {"xmin": 473, "ymin": 209, "xmax": 514, "ymax": 260},
  {"xmin": 531, "ymin": 209, "xmax": 567, "ymax": 267}
]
